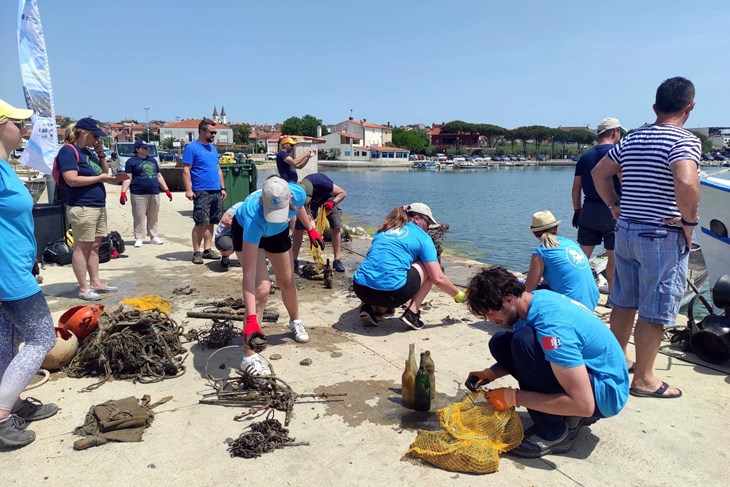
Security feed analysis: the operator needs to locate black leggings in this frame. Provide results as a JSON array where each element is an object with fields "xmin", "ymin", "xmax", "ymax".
[{"xmin": 353, "ymin": 267, "xmax": 421, "ymax": 308}]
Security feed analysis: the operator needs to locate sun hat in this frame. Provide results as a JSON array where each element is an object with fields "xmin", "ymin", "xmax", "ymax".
[
  {"xmin": 597, "ymin": 117, "xmax": 623, "ymax": 135},
  {"xmin": 76, "ymin": 117, "xmax": 107, "ymax": 137},
  {"xmin": 262, "ymin": 176, "xmax": 292, "ymax": 223},
  {"xmin": 408, "ymin": 202, "xmax": 439, "ymax": 228},
  {"xmin": 297, "ymin": 178, "xmax": 313, "ymax": 205},
  {"xmin": 0, "ymin": 99, "xmax": 33, "ymax": 123},
  {"xmin": 530, "ymin": 210, "xmax": 561, "ymax": 232},
  {"xmin": 280, "ymin": 136, "xmax": 297, "ymax": 145},
  {"xmin": 134, "ymin": 139, "xmax": 149, "ymax": 149}
]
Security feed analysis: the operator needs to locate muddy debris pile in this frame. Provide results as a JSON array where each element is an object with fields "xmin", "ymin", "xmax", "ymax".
[{"xmin": 185, "ymin": 319, "xmax": 241, "ymax": 349}]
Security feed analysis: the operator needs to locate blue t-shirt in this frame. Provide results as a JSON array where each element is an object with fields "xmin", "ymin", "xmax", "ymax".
[
  {"xmin": 304, "ymin": 173, "xmax": 334, "ymax": 210},
  {"xmin": 533, "ymin": 236, "xmax": 599, "ymax": 310},
  {"xmin": 235, "ymin": 183, "xmax": 306, "ymax": 244},
  {"xmin": 353, "ymin": 222, "xmax": 438, "ymax": 291},
  {"xmin": 514, "ymin": 290, "xmax": 629, "ymax": 417},
  {"xmin": 0, "ymin": 159, "xmax": 41, "ymax": 301},
  {"xmin": 574, "ymin": 144, "xmax": 621, "ymax": 202},
  {"xmin": 276, "ymin": 149, "xmax": 298, "ymax": 182},
  {"xmin": 57, "ymin": 144, "xmax": 106, "ymax": 207},
  {"xmin": 182, "ymin": 141, "xmax": 221, "ymax": 191},
  {"xmin": 126, "ymin": 156, "xmax": 160, "ymax": 195}
]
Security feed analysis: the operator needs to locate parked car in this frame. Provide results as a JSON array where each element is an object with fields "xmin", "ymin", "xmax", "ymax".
[
  {"xmin": 517, "ymin": 155, "xmax": 526, "ymax": 162},
  {"xmin": 266, "ymin": 153, "xmax": 276, "ymax": 161},
  {"xmin": 114, "ymin": 142, "xmax": 159, "ymax": 173},
  {"xmin": 701, "ymin": 152, "xmax": 713, "ymax": 161},
  {"xmin": 536, "ymin": 155, "xmax": 546, "ymax": 162},
  {"xmin": 160, "ymin": 152, "xmax": 179, "ymax": 162},
  {"xmin": 452, "ymin": 156, "xmax": 466, "ymax": 162},
  {"xmin": 571, "ymin": 155, "xmax": 580, "ymax": 162}
]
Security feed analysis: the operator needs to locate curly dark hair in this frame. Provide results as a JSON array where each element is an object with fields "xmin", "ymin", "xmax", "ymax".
[{"xmin": 465, "ymin": 266, "xmax": 525, "ymax": 316}]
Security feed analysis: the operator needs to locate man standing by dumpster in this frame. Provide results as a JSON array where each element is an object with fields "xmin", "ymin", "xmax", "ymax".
[
  {"xmin": 592, "ymin": 77, "xmax": 701, "ymax": 399},
  {"xmin": 276, "ymin": 136, "xmax": 315, "ymax": 182},
  {"xmin": 183, "ymin": 119, "xmax": 227, "ymax": 264}
]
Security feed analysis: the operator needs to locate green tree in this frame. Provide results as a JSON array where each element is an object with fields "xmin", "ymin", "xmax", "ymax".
[
  {"xmin": 281, "ymin": 115, "xmax": 329, "ymax": 138},
  {"xmin": 162, "ymin": 137, "xmax": 175, "ymax": 150},
  {"xmin": 475, "ymin": 124, "xmax": 508, "ymax": 147},
  {"xmin": 568, "ymin": 129, "xmax": 597, "ymax": 153},
  {"xmin": 135, "ymin": 130, "xmax": 159, "ymax": 142},
  {"xmin": 231, "ymin": 123, "xmax": 252, "ymax": 144},
  {"xmin": 392, "ymin": 127, "xmax": 430, "ymax": 153},
  {"xmin": 689, "ymin": 130, "xmax": 713, "ymax": 152}
]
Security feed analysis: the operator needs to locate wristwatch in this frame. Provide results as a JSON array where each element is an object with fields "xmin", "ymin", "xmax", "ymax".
[{"xmin": 608, "ymin": 201, "xmax": 620, "ymax": 210}]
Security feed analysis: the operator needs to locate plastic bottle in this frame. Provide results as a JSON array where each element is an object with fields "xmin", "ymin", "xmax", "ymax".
[
  {"xmin": 401, "ymin": 359, "xmax": 415, "ymax": 408},
  {"xmin": 423, "ymin": 350, "xmax": 435, "ymax": 399},
  {"xmin": 414, "ymin": 352, "xmax": 431, "ymax": 412}
]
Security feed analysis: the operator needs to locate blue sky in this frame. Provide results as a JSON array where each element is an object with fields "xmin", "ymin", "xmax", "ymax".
[{"xmin": 1, "ymin": 0, "xmax": 728, "ymax": 130}]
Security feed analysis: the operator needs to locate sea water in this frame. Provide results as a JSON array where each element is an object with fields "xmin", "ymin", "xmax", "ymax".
[{"xmin": 261, "ymin": 166, "xmax": 582, "ymax": 270}]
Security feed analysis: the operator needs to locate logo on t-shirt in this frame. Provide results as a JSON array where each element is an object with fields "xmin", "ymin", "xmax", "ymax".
[
  {"xmin": 383, "ymin": 227, "xmax": 409, "ymax": 240},
  {"xmin": 566, "ymin": 248, "xmax": 589, "ymax": 269},
  {"xmin": 141, "ymin": 161, "xmax": 156, "ymax": 179},
  {"xmin": 541, "ymin": 336, "xmax": 561, "ymax": 351}
]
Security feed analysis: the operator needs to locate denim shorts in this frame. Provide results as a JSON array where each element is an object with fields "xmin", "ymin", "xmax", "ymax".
[{"xmin": 609, "ymin": 219, "xmax": 690, "ymax": 326}]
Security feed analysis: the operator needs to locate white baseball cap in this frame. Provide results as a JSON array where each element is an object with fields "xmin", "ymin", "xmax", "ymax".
[
  {"xmin": 262, "ymin": 177, "xmax": 292, "ymax": 223},
  {"xmin": 597, "ymin": 117, "xmax": 623, "ymax": 135},
  {"xmin": 407, "ymin": 202, "xmax": 439, "ymax": 228}
]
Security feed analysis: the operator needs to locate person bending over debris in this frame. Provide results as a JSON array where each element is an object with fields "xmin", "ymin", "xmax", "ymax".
[
  {"xmin": 463, "ymin": 266, "xmax": 628, "ymax": 458},
  {"xmin": 292, "ymin": 173, "xmax": 347, "ymax": 272},
  {"xmin": 0, "ymin": 100, "xmax": 58, "ymax": 448},
  {"xmin": 234, "ymin": 176, "xmax": 324, "ymax": 375},
  {"xmin": 352, "ymin": 203, "xmax": 466, "ymax": 329},
  {"xmin": 215, "ymin": 201, "xmax": 243, "ymax": 269}
]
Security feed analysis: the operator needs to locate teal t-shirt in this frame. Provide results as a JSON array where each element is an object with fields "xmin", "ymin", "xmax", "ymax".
[
  {"xmin": 353, "ymin": 222, "xmax": 438, "ymax": 291},
  {"xmin": 0, "ymin": 159, "xmax": 41, "ymax": 300},
  {"xmin": 235, "ymin": 183, "xmax": 306, "ymax": 244},
  {"xmin": 515, "ymin": 290, "xmax": 629, "ymax": 417}
]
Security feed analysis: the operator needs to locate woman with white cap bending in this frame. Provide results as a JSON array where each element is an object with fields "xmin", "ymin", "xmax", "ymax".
[
  {"xmin": 525, "ymin": 210, "xmax": 599, "ymax": 310},
  {"xmin": 353, "ymin": 203, "xmax": 467, "ymax": 330},
  {"xmin": 234, "ymin": 176, "xmax": 324, "ymax": 376},
  {"xmin": 0, "ymin": 99, "xmax": 57, "ymax": 447}
]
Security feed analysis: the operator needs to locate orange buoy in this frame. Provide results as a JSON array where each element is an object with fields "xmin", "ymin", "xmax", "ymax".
[{"xmin": 59, "ymin": 304, "xmax": 104, "ymax": 341}]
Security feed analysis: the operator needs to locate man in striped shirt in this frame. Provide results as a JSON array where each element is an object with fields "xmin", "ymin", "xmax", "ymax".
[{"xmin": 592, "ymin": 77, "xmax": 701, "ymax": 400}]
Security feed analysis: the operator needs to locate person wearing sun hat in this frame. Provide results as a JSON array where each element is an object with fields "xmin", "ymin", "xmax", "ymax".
[
  {"xmin": 353, "ymin": 202, "xmax": 467, "ymax": 330},
  {"xmin": 276, "ymin": 136, "xmax": 315, "ymax": 182},
  {"xmin": 232, "ymin": 176, "xmax": 325, "ymax": 376},
  {"xmin": 56, "ymin": 117, "xmax": 126, "ymax": 301},
  {"xmin": 0, "ymin": 99, "xmax": 58, "ymax": 447},
  {"xmin": 524, "ymin": 210, "xmax": 599, "ymax": 310}
]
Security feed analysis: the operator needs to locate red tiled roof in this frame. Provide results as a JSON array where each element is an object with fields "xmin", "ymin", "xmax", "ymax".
[
  {"xmin": 428, "ymin": 125, "xmax": 442, "ymax": 135},
  {"xmin": 336, "ymin": 131, "xmax": 360, "ymax": 139},
  {"xmin": 161, "ymin": 119, "xmax": 230, "ymax": 129}
]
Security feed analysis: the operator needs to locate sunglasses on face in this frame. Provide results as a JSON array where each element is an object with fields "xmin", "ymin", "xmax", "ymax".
[{"xmin": 8, "ymin": 119, "xmax": 33, "ymax": 131}]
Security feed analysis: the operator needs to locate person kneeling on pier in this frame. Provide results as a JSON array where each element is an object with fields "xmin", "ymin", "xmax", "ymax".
[
  {"xmin": 352, "ymin": 203, "xmax": 466, "ymax": 329},
  {"xmin": 234, "ymin": 176, "xmax": 324, "ymax": 376},
  {"xmin": 463, "ymin": 266, "xmax": 628, "ymax": 458}
]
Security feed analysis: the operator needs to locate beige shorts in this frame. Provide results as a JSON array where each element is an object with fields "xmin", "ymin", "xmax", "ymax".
[{"xmin": 67, "ymin": 206, "xmax": 107, "ymax": 242}]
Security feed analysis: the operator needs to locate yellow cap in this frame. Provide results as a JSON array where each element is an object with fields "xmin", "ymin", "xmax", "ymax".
[
  {"xmin": 280, "ymin": 136, "xmax": 297, "ymax": 146},
  {"xmin": 0, "ymin": 99, "xmax": 33, "ymax": 123}
]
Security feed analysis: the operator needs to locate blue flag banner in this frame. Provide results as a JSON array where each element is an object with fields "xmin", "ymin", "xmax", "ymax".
[{"xmin": 17, "ymin": 0, "xmax": 58, "ymax": 174}]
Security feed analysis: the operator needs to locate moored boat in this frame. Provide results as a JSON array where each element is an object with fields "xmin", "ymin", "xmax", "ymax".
[{"xmin": 698, "ymin": 175, "xmax": 730, "ymax": 310}]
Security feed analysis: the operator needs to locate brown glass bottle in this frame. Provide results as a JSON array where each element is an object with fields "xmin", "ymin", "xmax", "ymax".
[
  {"xmin": 401, "ymin": 358, "xmax": 416, "ymax": 408},
  {"xmin": 423, "ymin": 350, "xmax": 435, "ymax": 399},
  {"xmin": 414, "ymin": 352, "xmax": 431, "ymax": 412}
]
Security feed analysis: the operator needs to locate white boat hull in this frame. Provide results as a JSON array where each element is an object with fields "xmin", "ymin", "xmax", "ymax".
[{"xmin": 698, "ymin": 176, "xmax": 730, "ymax": 311}]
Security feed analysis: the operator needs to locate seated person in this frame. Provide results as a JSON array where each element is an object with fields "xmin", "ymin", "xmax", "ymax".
[
  {"xmin": 214, "ymin": 201, "xmax": 243, "ymax": 268},
  {"xmin": 352, "ymin": 203, "xmax": 466, "ymax": 329},
  {"xmin": 464, "ymin": 266, "xmax": 628, "ymax": 458},
  {"xmin": 525, "ymin": 210, "xmax": 599, "ymax": 310}
]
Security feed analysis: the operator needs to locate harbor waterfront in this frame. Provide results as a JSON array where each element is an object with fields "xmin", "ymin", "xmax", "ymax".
[{"xmin": 261, "ymin": 165, "xmax": 588, "ymax": 271}]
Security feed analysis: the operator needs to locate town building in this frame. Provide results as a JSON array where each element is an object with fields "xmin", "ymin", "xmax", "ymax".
[
  {"xmin": 159, "ymin": 119, "xmax": 234, "ymax": 147},
  {"xmin": 428, "ymin": 123, "xmax": 480, "ymax": 147},
  {"xmin": 321, "ymin": 117, "xmax": 409, "ymax": 164}
]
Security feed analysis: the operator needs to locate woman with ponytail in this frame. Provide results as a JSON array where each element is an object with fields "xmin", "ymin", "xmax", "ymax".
[{"xmin": 525, "ymin": 210, "xmax": 599, "ymax": 310}]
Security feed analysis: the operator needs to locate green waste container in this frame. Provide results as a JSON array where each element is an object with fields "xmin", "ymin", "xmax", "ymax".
[{"xmin": 221, "ymin": 161, "xmax": 258, "ymax": 211}]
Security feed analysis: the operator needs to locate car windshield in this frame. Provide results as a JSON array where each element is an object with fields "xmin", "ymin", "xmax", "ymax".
[{"xmin": 116, "ymin": 143, "xmax": 158, "ymax": 158}]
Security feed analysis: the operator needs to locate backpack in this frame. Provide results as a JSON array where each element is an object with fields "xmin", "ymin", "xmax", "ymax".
[
  {"xmin": 52, "ymin": 144, "xmax": 80, "ymax": 204},
  {"xmin": 98, "ymin": 235, "xmax": 113, "ymax": 263},
  {"xmin": 42, "ymin": 238, "xmax": 73, "ymax": 265},
  {"xmin": 107, "ymin": 230, "xmax": 125, "ymax": 254}
]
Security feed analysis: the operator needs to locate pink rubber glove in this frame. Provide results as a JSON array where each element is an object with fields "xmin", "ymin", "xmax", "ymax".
[
  {"xmin": 323, "ymin": 201, "xmax": 335, "ymax": 212},
  {"xmin": 119, "ymin": 192, "xmax": 127, "ymax": 205},
  {"xmin": 165, "ymin": 189, "xmax": 173, "ymax": 201},
  {"xmin": 307, "ymin": 228, "xmax": 325, "ymax": 250}
]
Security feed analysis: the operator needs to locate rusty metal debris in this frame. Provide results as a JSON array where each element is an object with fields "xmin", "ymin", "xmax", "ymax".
[
  {"xmin": 226, "ymin": 410, "xmax": 309, "ymax": 458},
  {"xmin": 188, "ymin": 298, "xmax": 280, "ymax": 322},
  {"xmin": 185, "ymin": 319, "xmax": 240, "ymax": 349}
]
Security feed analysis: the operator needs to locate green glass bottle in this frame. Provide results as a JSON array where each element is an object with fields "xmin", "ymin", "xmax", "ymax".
[{"xmin": 414, "ymin": 352, "xmax": 431, "ymax": 412}]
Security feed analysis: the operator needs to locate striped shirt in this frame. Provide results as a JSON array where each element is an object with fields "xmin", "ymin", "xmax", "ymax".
[{"xmin": 606, "ymin": 124, "xmax": 700, "ymax": 222}]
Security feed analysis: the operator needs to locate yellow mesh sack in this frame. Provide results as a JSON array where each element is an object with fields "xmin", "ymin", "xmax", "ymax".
[
  {"xmin": 309, "ymin": 207, "xmax": 330, "ymax": 267},
  {"xmin": 119, "ymin": 295, "xmax": 171, "ymax": 315},
  {"xmin": 405, "ymin": 392, "xmax": 524, "ymax": 474}
]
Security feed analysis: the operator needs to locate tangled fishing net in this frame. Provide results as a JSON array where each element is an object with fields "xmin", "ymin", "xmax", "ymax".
[
  {"xmin": 66, "ymin": 307, "xmax": 186, "ymax": 390},
  {"xmin": 406, "ymin": 392, "xmax": 523, "ymax": 474},
  {"xmin": 227, "ymin": 411, "xmax": 307, "ymax": 458},
  {"xmin": 185, "ymin": 319, "xmax": 240, "ymax": 349}
]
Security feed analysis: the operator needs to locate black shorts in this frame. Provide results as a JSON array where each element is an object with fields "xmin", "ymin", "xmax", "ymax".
[
  {"xmin": 193, "ymin": 190, "xmax": 223, "ymax": 225},
  {"xmin": 233, "ymin": 218, "xmax": 293, "ymax": 254},
  {"xmin": 578, "ymin": 200, "xmax": 616, "ymax": 250},
  {"xmin": 353, "ymin": 267, "xmax": 421, "ymax": 308}
]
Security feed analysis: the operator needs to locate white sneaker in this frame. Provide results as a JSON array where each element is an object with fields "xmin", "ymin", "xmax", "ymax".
[
  {"xmin": 240, "ymin": 354, "xmax": 271, "ymax": 376},
  {"xmin": 289, "ymin": 319, "xmax": 309, "ymax": 343},
  {"xmin": 150, "ymin": 236, "xmax": 164, "ymax": 245},
  {"xmin": 134, "ymin": 240, "xmax": 143, "ymax": 248}
]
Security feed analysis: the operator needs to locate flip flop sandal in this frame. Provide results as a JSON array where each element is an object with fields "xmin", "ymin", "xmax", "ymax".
[
  {"xmin": 93, "ymin": 285, "xmax": 118, "ymax": 293},
  {"xmin": 78, "ymin": 291, "xmax": 102, "ymax": 301},
  {"xmin": 246, "ymin": 332, "xmax": 267, "ymax": 353},
  {"xmin": 628, "ymin": 362, "xmax": 635, "ymax": 374},
  {"xmin": 629, "ymin": 381, "xmax": 682, "ymax": 399}
]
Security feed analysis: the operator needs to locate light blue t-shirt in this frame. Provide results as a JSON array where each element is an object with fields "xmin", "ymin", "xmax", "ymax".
[
  {"xmin": 353, "ymin": 221, "xmax": 438, "ymax": 291},
  {"xmin": 514, "ymin": 290, "xmax": 629, "ymax": 417},
  {"xmin": 533, "ymin": 236, "xmax": 599, "ymax": 310},
  {"xmin": 234, "ymin": 183, "xmax": 306, "ymax": 244},
  {"xmin": 182, "ymin": 140, "xmax": 221, "ymax": 191},
  {"xmin": 0, "ymin": 159, "xmax": 41, "ymax": 301}
]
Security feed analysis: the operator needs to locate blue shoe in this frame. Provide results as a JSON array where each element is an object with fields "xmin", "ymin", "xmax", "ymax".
[{"xmin": 332, "ymin": 259, "xmax": 345, "ymax": 272}]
